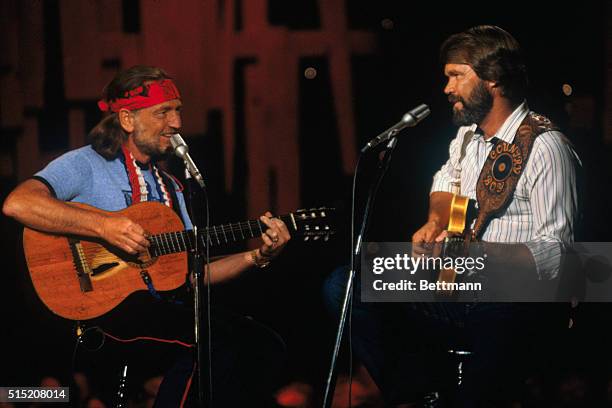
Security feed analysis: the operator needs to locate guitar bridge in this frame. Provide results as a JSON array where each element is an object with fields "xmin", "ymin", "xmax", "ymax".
[{"xmin": 68, "ymin": 239, "xmax": 93, "ymax": 292}]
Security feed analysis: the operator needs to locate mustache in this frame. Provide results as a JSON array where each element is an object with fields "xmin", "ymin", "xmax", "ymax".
[{"xmin": 448, "ymin": 94, "xmax": 464, "ymax": 104}]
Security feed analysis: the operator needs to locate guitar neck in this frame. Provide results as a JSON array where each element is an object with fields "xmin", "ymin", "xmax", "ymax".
[{"xmin": 147, "ymin": 215, "xmax": 296, "ymax": 257}]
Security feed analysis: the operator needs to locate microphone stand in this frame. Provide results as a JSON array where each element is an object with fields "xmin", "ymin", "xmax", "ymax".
[
  {"xmin": 183, "ymin": 168, "xmax": 210, "ymax": 407},
  {"xmin": 322, "ymin": 136, "xmax": 399, "ymax": 408}
]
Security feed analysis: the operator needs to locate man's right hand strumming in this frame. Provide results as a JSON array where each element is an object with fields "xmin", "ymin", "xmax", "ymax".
[
  {"xmin": 411, "ymin": 191, "xmax": 453, "ymax": 256},
  {"xmin": 3, "ymin": 178, "xmax": 150, "ymax": 255},
  {"xmin": 99, "ymin": 214, "xmax": 150, "ymax": 255},
  {"xmin": 412, "ymin": 219, "xmax": 445, "ymax": 243}
]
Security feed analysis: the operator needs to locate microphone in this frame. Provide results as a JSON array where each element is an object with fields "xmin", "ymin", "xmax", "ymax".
[
  {"xmin": 361, "ymin": 104, "xmax": 430, "ymax": 153},
  {"xmin": 170, "ymin": 133, "xmax": 206, "ymax": 189}
]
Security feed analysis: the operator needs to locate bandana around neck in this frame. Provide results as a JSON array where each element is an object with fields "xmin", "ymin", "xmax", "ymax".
[
  {"xmin": 120, "ymin": 145, "xmax": 173, "ymax": 208},
  {"xmin": 98, "ymin": 79, "xmax": 180, "ymax": 112}
]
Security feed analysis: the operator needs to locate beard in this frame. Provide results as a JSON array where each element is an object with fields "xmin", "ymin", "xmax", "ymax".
[
  {"xmin": 132, "ymin": 126, "xmax": 173, "ymax": 162},
  {"xmin": 449, "ymin": 80, "xmax": 493, "ymax": 126}
]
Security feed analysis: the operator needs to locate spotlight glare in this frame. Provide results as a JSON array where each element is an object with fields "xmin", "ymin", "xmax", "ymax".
[
  {"xmin": 304, "ymin": 67, "xmax": 317, "ymax": 79},
  {"xmin": 562, "ymin": 83, "xmax": 573, "ymax": 96}
]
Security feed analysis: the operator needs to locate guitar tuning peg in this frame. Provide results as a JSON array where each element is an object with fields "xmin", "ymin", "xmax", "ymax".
[
  {"xmin": 324, "ymin": 236, "xmax": 329, "ymax": 241},
  {"xmin": 314, "ymin": 236, "xmax": 320, "ymax": 241},
  {"xmin": 304, "ymin": 236, "xmax": 310, "ymax": 241}
]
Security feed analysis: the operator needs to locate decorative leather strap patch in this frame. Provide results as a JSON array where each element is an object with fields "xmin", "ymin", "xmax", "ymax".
[{"xmin": 472, "ymin": 112, "xmax": 557, "ymax": 238}]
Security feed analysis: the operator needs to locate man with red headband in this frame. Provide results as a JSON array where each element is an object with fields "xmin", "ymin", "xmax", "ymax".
[{"xmin": 3, "ymin": 65, "xmax": 290, "ymax": 406}]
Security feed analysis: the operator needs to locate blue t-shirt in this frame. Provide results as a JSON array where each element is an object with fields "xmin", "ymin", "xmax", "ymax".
[{"xmin": 35, "ymin": 145, "xmax": 193, "ymax": 229}]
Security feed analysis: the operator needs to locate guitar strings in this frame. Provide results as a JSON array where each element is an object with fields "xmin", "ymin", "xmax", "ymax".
[
  {"xmin": 147, "ymin": 213, "xmax": 328, "ymax": 246},
  {"xmin": 80, "ymin": 214, "xmax": 328, "ymax": 259}
]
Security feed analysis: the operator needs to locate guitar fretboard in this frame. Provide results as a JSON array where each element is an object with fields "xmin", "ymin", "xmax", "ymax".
[{"xmin": 148, "ymin": 215, "xmax": 294, "ymax": 257}]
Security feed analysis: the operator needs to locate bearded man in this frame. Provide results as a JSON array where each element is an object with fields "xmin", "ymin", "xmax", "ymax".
[
  {"xmin": 324, "ymin": 25, "xmax": 580, "ymax": 407},
  {"xmin": 3, "ymin": 65, "xmax": 290, "ymax": 406}
]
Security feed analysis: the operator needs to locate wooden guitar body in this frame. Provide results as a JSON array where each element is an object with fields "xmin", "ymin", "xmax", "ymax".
[{"xmin": 23, "ymin": 202, "xmax": 187, "ymax": 321}]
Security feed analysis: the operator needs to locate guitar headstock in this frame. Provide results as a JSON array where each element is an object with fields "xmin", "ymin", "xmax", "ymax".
[{"xmin": 288, "ymin": 207, "xmax": 336, "ymax": 242}]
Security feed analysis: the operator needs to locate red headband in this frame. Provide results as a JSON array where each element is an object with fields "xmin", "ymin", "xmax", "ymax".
[{"xmin": 97, "ymin": 79, "xmax": 181, "ymax": 112}]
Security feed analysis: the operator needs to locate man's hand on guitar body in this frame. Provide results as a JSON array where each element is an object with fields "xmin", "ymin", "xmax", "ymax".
[
  {"xmin": 99, "ymin": 214, "xmax": 150, "ymax": 255},
  {"xmin": 411, "ymin": 191, "xmax": 457, "ymax": 258},
  {"xmin": 412, "ymin": 219, "xmax": 447, "ymax": 243},
  {"xmin": 3, "ymin": 179, "xmax": 151, "ymax": 256},
  {"xmin": 411, "ymin": 220, "xmax": 448, "ymax": 258}
]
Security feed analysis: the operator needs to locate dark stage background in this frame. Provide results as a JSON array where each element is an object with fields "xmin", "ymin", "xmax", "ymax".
[{"xmin": 1, "ymin": 0, "xmax": 611, "ymax": 406}]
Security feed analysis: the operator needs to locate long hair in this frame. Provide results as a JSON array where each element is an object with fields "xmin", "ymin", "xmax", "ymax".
[
  {"xmin": 440, "ymin": 25, "xmax": 528, "ymax": 104},
  {"xmin": 88, "ymin": 65, "xmax": 171, "ymax": 159}
]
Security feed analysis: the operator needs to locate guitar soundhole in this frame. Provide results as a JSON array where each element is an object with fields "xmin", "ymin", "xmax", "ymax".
[{"xmin": 91, "ymin": 263, "xmax": 120, "ymax": 276}]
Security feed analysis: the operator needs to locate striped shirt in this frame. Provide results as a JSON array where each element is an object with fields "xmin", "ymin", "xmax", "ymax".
[{"xmin": 431, "ymin": 102, "xmax": 580, "ymax": 279}]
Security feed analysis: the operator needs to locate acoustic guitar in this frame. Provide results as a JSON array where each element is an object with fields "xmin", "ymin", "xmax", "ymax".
[{"xmin": 23, "ymin": 201, "xmax": 335, "ymax": 320}]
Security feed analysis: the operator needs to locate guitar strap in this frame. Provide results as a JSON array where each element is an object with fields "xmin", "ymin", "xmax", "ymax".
[
  {"xmin": 472, "ymin": 112, "xmax": 558, "ymax": 239},
  {"xmin": 450, "ymin": 128, "xmax": 475, "ymax": 194}
]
